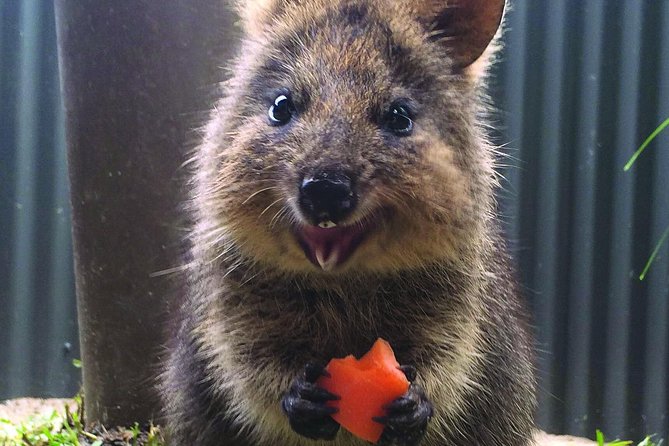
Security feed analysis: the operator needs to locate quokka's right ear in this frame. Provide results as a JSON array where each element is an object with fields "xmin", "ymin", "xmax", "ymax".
[{"xmin": 411, "ymin": 0, "xmax": 506, "ymax": 69}]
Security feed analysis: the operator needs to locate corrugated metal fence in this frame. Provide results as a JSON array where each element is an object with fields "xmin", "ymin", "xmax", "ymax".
[
  {"xmin": 495, "ymin": 0, "xmax": 669, "ymax": 440},
  {"xmin": 0, "ymin": 0, "xmax": 80, "ymax": 399},
  {"xmin": 1, "ymin": 0, "xmax": 667, "ymax": 441}
]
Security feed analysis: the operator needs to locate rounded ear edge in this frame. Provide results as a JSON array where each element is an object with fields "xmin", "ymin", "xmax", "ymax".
[{"xmin": 419, "ymin": 0, "xmax": 506, "ymax": 69}]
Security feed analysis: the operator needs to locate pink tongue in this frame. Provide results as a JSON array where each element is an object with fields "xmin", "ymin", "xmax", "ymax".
[{"xmin": 298, "ymin": 225, "xmax": 362, "ymax": 271}]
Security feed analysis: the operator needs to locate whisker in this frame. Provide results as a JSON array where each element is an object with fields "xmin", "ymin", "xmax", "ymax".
[
  {"xmin": 259, "ymin": 198, "xmax": 284, "ymax": 218},
  {"xmin": 270, "ymin": 205, "xmax": 290, "ymax": 228},
  {"xmin": 149, "ymin": 262, "xmax": 194, "ymax": 278},
  {"xmin": 242, "ymin": 186, "xmax": 279, "ymax": 205}
]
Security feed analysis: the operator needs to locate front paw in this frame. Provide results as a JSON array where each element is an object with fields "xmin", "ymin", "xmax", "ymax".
[
  {"xmin": 282, "ymin": 363, "xmax": 341, "ymax": 441},
  {"xmin": 375, "ymin": 366, "xmax": 433, "ymax": 446}
]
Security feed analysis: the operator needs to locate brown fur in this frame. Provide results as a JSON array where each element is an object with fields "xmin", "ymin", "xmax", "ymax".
[{"xmin": 161, "ymin": 0, "xmax": 536, "ymax": 444}]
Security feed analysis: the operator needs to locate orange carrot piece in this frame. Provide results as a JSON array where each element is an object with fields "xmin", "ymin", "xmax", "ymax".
[{"xmin": 317, "ymin": 339, "xmax": 410, "ymax": 443}]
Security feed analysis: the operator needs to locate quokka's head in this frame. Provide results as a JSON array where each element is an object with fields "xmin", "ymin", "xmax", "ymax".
[{"xmin": 193, "ymin": 0, "xmax": 505, "ymax": 275}]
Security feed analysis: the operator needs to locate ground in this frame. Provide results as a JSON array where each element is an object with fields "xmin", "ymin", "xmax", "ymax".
[{"xmin": 1, "ymin": 398, "xmax": 595, "ymax": 445}]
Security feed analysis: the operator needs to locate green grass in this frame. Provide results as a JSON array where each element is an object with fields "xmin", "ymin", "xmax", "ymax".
[
  {"xmin": 0, "ymin": 396, "xmax": 164, "ymax": 446},
  {"xmin": 596, "ymin": 429, "xmax": 663, "ymax": 446},
  {"xmin": 624, "ymin": 117, "xmax": 669, "ymax": 280},
  {"xmin": 0, "ymin": 397, "xmax": 80, "ymax": 446},
  {"xmin": 623, "ymin": 117, "xmax": 669, "ymax": 172}
]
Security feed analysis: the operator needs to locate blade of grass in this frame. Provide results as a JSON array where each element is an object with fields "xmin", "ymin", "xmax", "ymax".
[
  {"xmin": 595, "ymin": 429, "xmax": 640, "ymax": 446},
  {"xmin": 638, "ymin": 436, "xmax": 653, "ymax": 446},
  {"xmin": 639, "ymin": 225, "xmax": 669, "ymax": 280},
  {"xmin": 598, "ymin": 430, "xmax": 605, "ymax": 446},
  {"xmin": 624, "ymin": 117, "xmax": 669, "ymax": 171}
]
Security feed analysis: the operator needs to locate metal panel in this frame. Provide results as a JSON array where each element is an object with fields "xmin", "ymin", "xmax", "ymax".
[
  {"xmin": 643, "ymin": 0, "xmax": 669, "ymax": 435},
  {"xmin": 0, "ymin": 0, "xmax": 667, "ymax": 442},
  {"xmin": 497, "ymin": 0, "xmax": 669, "ymax": 441},
  {"xmin": 0, "ymin": 0, "xmax": 80, "ymax": 400}
]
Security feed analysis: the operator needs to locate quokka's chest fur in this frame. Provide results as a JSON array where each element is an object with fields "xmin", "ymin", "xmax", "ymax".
[{"xmin": 161, "ymin": 1, "xmax": 536, "ymax": 445}]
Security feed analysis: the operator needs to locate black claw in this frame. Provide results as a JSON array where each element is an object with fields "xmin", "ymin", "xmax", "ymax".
[
  {"xmin": 296, "ymin": 381, "xmax": 340, "ymax": 403},
  {"xmin": 377, "ymin": 383, "xmax": 433, "ymax": 446},
  {"xmin": 373, "ymin": 415, "xmax": 388, "ymax": 424},
  {"xmin": 283, "ymin": 398, "xmax": 337, "ymax": 420},
  {"xmin": 304, "ymin": 362, "xmax": 330, "ymax": 382},
  {"xmin": 399, "ymin": 365, "xmax": 417, "ymax": 382},
  {"xmin": 387, "ymin": 408, "xmax": 427, "ymax": 430},
  {"xmin": 384, "ymin": 396, "xmax": 418, "ymax": 413},
  {"xmin": 282, "ymin": 363, "xmax": 341, "ymax": 441}
]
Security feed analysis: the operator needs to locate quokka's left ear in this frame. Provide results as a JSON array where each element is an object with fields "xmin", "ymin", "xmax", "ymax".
[{"xmin": 412, "ymin": 0, "xmax": 506, "ymax": 69}]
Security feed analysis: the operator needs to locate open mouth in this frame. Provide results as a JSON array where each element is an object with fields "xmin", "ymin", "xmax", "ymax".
[{"xmin": 295, "ymin": 221, "xmax": 372, "ymax": 271}]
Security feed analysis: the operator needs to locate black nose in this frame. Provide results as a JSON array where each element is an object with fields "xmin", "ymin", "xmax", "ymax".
[{"xmin": 299, "ymin": 171, "xmax": 356, "ymax": 225}]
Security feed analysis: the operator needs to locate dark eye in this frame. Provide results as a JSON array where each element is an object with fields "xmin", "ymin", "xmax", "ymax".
[
  {"xmin": 268, "ymin": 94, "xmax": 294, "ymax": 126},
  {"xmin": 385, "ymin": 105, "xmax": 414, "ymax": 136}
]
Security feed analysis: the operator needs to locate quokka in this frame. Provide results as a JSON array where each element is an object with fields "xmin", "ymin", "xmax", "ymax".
[{"xmin": 162, "ymin": 0, "xmax": 536, "ymax": 444}]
